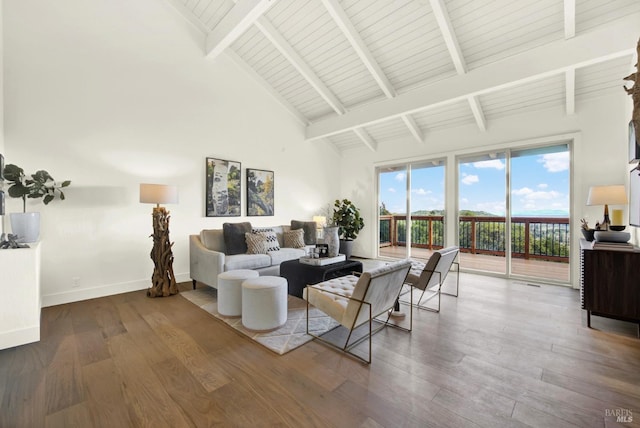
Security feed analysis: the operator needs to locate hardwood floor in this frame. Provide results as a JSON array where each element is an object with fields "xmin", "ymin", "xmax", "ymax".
[{"xmin": 1, "ymin": 270, "xmax": 639, "ymax": 427}]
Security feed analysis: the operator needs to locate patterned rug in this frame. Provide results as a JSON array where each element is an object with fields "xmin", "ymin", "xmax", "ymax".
[{"xmin": 181, "ymin": 287, "xmax": 340, "ymax": 355}]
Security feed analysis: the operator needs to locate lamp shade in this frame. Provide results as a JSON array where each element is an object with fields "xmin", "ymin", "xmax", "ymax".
[
  {"xmin": 140, "ymin": 183, "xmax": 178, "ymax": 205},
  {"xmin": 586, "ymin": 185, "xmax": 628, "ymax": 206},
  {"xmin": 312, "ymin": 216, "xmax": 327, "ymax": 227}
]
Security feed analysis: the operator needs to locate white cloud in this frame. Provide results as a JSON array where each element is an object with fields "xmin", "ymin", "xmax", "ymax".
[
  {"xmin": 387, "ymin": 187, "xmax": 396, "ymax": 193},
  {"xmin": 395, "ymin": 172, "xmax": 406, "ymax": 181},
  {"xmin": 539, "ymin": 152, "xmax": 569, "ymax": 172},
  {"xmin": 512, "ymin": 187, "xmax": 533, "ymax": 196},
  {"xmin": 473, "ymin": 159, "xmax": 505, "ymax": 170},
  {"xmin": 412, "ymin": 188, "xmax": 432, "ymax": 195},
  {"xmin": 461, "ymin": 174, "xmax": 479, "ymax": 185},
  {"xmin": 538, "ymin": 183, "xmax": 548, "ymax": 189}
]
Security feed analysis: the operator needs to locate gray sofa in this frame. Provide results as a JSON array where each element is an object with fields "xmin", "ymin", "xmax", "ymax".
[{"xmin": 190, "ymin": 223, "xmax": 315, "ymax": 289}]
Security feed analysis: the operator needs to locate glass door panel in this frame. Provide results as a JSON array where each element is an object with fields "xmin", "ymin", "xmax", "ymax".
[
  {"xmin": 510, "ymin": 144, "xmax": 570, "ymax": 281},
  {"xmin": 378, "ymin": 165, "xmax": 408, "ymax": 259},
  {"xmin": 409, "ymin": 161, "xmax": 445, "ymax": 261},
  {"xmin": 458, "ymin": 152, "xmax": 507, "ymax": 275}
]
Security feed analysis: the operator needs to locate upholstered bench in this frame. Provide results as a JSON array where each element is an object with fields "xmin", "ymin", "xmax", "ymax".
[
  {"xmin": 241, "ymin": 276, "xmax": 288, "ymax": 331},
  {"xmin": 217, "ymin": 269, "xmax": 259, "ymax": 317}
]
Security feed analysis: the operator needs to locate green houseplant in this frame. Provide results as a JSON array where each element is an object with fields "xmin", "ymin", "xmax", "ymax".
[
  {"xmin": 332, "ymin": 199, "xmax": 365, "ymax": 259},
  {"xmin": 3, "ymin": 164, "xmax": 71, "ymax": 243}
]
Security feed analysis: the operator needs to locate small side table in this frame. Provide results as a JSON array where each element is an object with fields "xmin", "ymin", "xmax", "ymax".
[{"xmin": 280, "ymin": 259, "xmax": 364, "ymax": 298}]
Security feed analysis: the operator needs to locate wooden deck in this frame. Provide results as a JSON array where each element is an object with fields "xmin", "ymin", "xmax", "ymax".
[{"xmin": 379, "ymin": 245, "xmax": 570, "ymax": 283}]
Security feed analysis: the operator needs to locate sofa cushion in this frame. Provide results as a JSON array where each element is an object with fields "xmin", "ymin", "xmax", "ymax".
[
  {"xmin": 291, "ymin": 220, "xmax": 317, "ymax": 245},
  {"xmin": 268, "ymin": 247, "xmax": 306, "ymax": 266},
  {"xmin": 252, "ymin": 228, "xmax": 280, "ymax": 252},
  {"xmin": 245, "ymin": 232, "xmax": 268, "ymax": 254},
  {"xmin": 200, "ymin": 229, "xmax": 225, "ymax": 252},
  {"xmin": 283, "ymin": 229, "xmax": 305, "ymax": 248},
  {"xmin": 223, "ymin": 222, "xmax": 252, "ymax": 255},
  {"xmin": 225, "ymin": 254, "xmax": 271, "ymax": 271}
]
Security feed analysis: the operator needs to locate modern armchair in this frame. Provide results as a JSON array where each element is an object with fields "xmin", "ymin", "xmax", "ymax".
[
  {"xmin": 303, "ymin": 259, "xmax": 412, "ymax": 364},
  {"xmin": 401, "ymin": 246, "xmax": 459, "ymax": 313}
]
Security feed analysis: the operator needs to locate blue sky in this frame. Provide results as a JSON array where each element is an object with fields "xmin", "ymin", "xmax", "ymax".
[{"xmin": 380, "ymin": 150, "xmax": 570, "ymax": 216}]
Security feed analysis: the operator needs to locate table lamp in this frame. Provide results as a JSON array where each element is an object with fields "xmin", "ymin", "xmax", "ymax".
[
  {"xmin": 313, "ymin": 215, "xmax": 327, "ymax": 240},
  {"xmin": 140, "ymin": 183, "xmax": 178, "ymax": 297},
  {"xmin": 586, "ymin": 185, "xmax": 627, "ymax": 230}
]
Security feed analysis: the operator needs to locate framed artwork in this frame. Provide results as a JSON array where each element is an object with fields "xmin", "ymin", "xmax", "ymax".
[
  {"xmin": 629, "ymin": 121, "xmax": 639, "ymax": 163},
  {"xmin": 630, "ymin": 168, "xmax": 640, "ymax": 227},
  {"xmin": 205, "ymin": 157, "xmax": 241, "ymax": 217},
  {"xmin": 0, "ymin": 191, "xmax": 4, "ymax": 216},
  {"xmin": 0, "ymin": 153, "xmax": 4, "ymax": 180},
  {"xmin": 246, "ymin": 168, "xmax": 274, "ymax": 216}
]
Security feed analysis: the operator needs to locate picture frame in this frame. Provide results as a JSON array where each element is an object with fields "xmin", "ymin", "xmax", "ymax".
[
  {"xmin": 0, "ymin": 191, "xmax": 4, "ymax": 216},
  {"xmin": 629, "ymin": 121, "xmax": 639, "ymax": 163},
  {"xmin": 205, "ymin": 157, "xmax": 241, "ymax": 217},
  {"xmin": 0, "ymin": 153, "xmax": 4, "ymax": 180},
  {"xmin": 630, "ymin": 167, "xmax": 640, "ymax": 227},
  {"xmin": 246, "ymin": 168, "xmax": 274, "ymax": 216}
]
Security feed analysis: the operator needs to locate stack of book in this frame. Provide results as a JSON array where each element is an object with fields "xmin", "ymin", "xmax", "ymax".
[
  {"xmin": 592, "ymin": 241, "xmax": 635, "ymax": 251},
  {"xmin": 299, "ymin": 254, "xmax": 346, "ymax": 266}
]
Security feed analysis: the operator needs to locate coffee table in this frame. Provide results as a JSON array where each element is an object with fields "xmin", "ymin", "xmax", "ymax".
[{"xmin": 280, "ymin": 258, "xmax": 364, "ymax": 298}]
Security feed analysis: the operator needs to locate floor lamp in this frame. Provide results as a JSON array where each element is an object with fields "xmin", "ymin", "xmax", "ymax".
[{"xmin": 140, "ymin": 183, "xmax": 178, "ymax": 297}]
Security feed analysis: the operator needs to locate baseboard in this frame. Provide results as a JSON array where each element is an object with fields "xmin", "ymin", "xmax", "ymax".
[
  {"xmin": 0, "ymin": 326, "xmax": 40, "ymax": 350},
  {"xmin": 41, "ymin": 272, "xmax": 191, "ymax": 307}
]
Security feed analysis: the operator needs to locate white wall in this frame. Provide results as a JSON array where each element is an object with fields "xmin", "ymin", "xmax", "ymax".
[
  {"xmin": 339, "ymin": 93, "xmax": 631, "ymax": 288},
  {"xmin": 3, "ymin": 0, "xmax": 339, "ymax": 305}
]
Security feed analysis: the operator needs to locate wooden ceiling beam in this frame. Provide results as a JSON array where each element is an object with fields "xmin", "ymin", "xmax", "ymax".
[
  {"xmin": 255, "ymin": 16, "xmax": 345, "ymax": 115},
  {"xmin": 305, "ymin": 14, "xmax": 638, "ymax": 141},
  {"xmin": 353, "ymin": 128, "xmax": 377, "ymax": 152},
  {"xmin": 430, "ymin": 0, "xmax": 467, "ymax": 75},
  {"xmin": 468, "ymin": 96, "xmax": 486, "ymax": 131},
  {"xmin": 564, "ymin": 0, "xmax": 576, "ymax": 39},
  {"xmin": 205, "ymin": 0, "xmax": 276, "ymax": 59}
]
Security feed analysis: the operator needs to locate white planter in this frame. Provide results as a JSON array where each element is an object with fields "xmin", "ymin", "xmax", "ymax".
[{"xmin": 9, "ymin": 212, "xmax": 40, "ymax": 243}]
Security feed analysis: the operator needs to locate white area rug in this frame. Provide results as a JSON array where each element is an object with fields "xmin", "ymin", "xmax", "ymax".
[{"xmin": 181, "ymin": 287, "xmax": 340, "ymax": 355}]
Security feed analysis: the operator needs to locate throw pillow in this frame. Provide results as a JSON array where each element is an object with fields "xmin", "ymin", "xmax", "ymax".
[
  {"xmin": 223, "ymin": 222, "xmax": 252, "ymax": 255},
  {"xmin": 245, "ymin": 232, "xmax": 267, "ymax": 254},
  {"xmin": 283, "ymin": 229, "xmax": 305, "ymax": 249},
  {"xmin": 252, "ymin": 228, "xmax": 281, "ymax": 252},
  {"xmin": 291, "ymin": 220, "xmax": 317, "ymax": 245}
]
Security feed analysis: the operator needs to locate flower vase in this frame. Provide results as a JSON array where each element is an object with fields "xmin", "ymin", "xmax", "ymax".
[{"xmin": 323, "ymin": 226, "xmax": 340, "ymax": 257}]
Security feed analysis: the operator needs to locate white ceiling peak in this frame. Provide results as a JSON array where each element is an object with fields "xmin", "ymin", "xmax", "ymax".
[{"xmin": 205, "ymin": 0, "xmax": 277, "ymax": 59}]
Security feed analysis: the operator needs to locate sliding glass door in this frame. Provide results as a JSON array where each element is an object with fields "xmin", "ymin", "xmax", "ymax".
[{"xmin": 457, "ymin": 143, "xmax": 570, "ymax": 282}]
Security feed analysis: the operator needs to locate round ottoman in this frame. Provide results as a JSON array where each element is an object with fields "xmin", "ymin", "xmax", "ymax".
[
  {"xmin": 241, "ymin": 276, "xmax": 288, "ymax": 331},
  {"xmin": 217, "ymin": 270, "xmax": 259, "ymax": 317}
]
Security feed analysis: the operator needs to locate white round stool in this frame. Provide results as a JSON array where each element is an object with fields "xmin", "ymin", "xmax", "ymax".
[
  {"xmin": 217, "ymin": 270, "xmax": 259, "ymax": 317},
  {"xmin": 241, "ymin": 276, "xmax": 288, "ymax": 331}
]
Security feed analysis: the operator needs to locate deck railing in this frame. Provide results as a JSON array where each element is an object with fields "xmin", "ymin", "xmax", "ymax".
[{"xmin": 380, "ymin": 215, "xmax": 570, "ymax": 262}]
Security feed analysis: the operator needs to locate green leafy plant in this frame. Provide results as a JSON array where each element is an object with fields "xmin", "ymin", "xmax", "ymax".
[
  {"xmin": 3, "ymin": 164, "xmax": 71, "ymax": 213},
  {"xmin": 332, "ymin": 198, "xmax": 365, "ymax": 240}
]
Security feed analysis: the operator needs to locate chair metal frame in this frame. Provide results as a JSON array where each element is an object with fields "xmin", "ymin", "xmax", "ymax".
[
  {"xmin": 400, "ymin": 248, "xmax": 460, "ymax": 313},
  {"xmin": 305, "ymin": 264, "xmax": 412, "ymax": 364}
]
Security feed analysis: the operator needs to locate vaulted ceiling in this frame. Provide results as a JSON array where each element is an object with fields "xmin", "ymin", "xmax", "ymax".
[{"xmin": 167, "ymin": 0, "xmax": 640, "ymax": 152}]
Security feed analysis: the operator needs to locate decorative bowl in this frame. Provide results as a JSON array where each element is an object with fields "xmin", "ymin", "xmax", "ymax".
[
  {"xmin": 609, "ymin": 225, "xmax": 626, "ymax": 231},
  {"xmin": 594, "ymin": 231, "xmax": 630, "ymax": 243}
]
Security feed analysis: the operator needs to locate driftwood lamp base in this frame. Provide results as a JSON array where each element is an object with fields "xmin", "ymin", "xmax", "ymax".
[{"xmin": 147, "ymin": 206, "xmax": 178, "ymax": 297}]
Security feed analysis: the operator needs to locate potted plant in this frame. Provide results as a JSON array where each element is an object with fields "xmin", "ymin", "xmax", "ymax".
[
  {"xmin": 332, "ymin": 198, "xmax": 365, "ymax": 259},
  {"xmin": 3, "ymin": 164, "xmax": 71, "ymax": 243}
]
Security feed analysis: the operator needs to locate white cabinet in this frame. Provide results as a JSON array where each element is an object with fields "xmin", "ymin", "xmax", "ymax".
[{"xmin": 0, "ymin": 242, "xmax": 41, "ymax": 349}]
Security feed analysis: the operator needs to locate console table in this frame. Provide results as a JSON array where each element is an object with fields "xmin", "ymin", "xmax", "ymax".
[
  {"xmin": 580, "ymin": 239, "xmax": 640, "ymax": 336},
  {"xmin": 280, "ymin": 258, "xmax": 363, "ymax": 298}
]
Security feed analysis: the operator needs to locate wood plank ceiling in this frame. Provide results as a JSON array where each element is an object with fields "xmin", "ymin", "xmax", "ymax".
[{"xmin": 167, "ymin": 0, "xmax": 640, "ymax": 153}]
